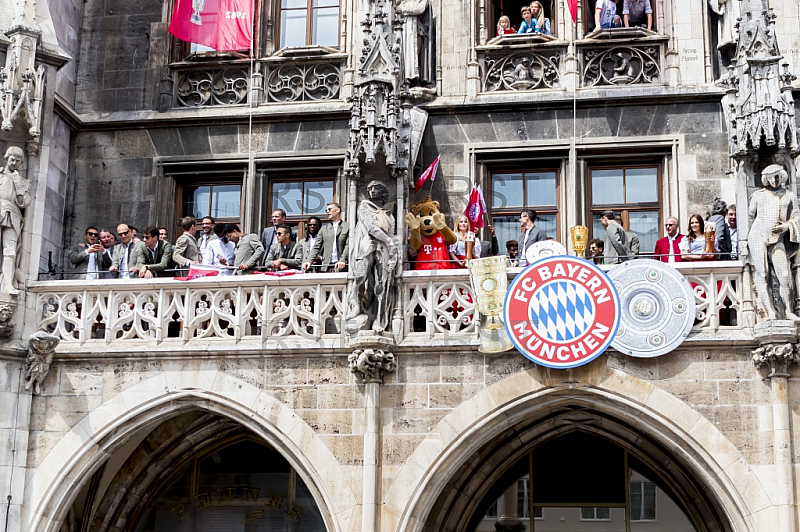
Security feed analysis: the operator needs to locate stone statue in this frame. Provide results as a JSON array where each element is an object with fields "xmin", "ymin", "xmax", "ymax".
[
  {"xmin": 395, "ymin": 0, "xmax": 432, "ymax": 85},
  {"xmin": 346, "ymin": 180, "xmax": 401, "ymax": 333},
  {"xmin": 746, "ymin": 164, "xmax": 800, "ymax": 321},
  {"xmin": 708, "ymin": 0, "xmax": 740, "ymax": 50},
  {"xmin": 0, "ymin": 147, "xmax": 30, "ymax": 296},
  {"xmin": 24, "ymin": 330, "xmax": 60, "ymax": 395},
  {"xmin": 0, "ymin": 304, "xmax": 15, "ymax": 338},
  {"xmin": 348, "ymin": 348, "xmax": 396, "ymax": 383}
]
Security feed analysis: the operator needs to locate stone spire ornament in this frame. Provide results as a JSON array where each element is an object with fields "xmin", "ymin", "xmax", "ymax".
[{"xmin": 720, "ymin": 0, "xmax": 800, "ymax": 325}]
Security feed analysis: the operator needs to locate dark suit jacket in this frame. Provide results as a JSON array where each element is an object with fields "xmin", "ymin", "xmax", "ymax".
[
  {"xmin": 309, "ymin": 221, "xmax": 350, "ymax": 272},
  {"xmin": 135, "ymin": 240, "xmax": 174, "ymax": 277},
  {"xmin": 260, "ymin": 225, "xmax": 297, "ymax": 253},
  {"xmin": 520, "ymin": 226, "xmax": 548, "ymax": 258}
]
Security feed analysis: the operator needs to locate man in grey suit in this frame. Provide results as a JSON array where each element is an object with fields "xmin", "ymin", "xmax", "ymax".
[
  {"xmin": 225, "ymin": 224, "xmax": 265, "ymax": 274},
  {"xmin": 109, "ymin": 223, "xmax": 147, "ymax": 279},
  {"xmin": 172, "ymin": 216, "xmax": 200, "ymax": 271},
  {"xmin": 601, "ymin": 210, "xmax": 629, "ymax": 264},
  {"xmin": 264, "ymin": 225, "xmax": 303, "ymax": 270},
  {"xmin": 133, "ymin": 226, "xmax": 174, "ymax": 278},
  {"xmin": 67, "ymin": 226, "xmax": 108, "ymax": 280},
  {"xmin": 260, "ymin": 209, "xmax": 297, "ymax": 253},
  {"xmin": 302, "ymin": 202, "xmax": 349, "ymax": 272},
  {"xmin": 518, "ymin": 209, "xmax": 548, "ymax": 267}
]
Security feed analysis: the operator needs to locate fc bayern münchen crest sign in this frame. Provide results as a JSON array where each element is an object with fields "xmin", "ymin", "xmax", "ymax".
[{"xmin": 503, "ymin": 256, "xmax": 620, "ymax": 369}]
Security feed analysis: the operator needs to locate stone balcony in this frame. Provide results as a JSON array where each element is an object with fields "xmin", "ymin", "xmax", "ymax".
[{"xmin": 29, "ymin": 261, "xmax": 747, "ymax": 356}]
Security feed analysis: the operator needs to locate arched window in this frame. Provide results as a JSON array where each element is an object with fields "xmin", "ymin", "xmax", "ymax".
[
  {"xmin": 131, "ymin": 437, "xmax": 327, "ymax": 532},
  {"xmin": 470, "ymin": 432, "xmax": 697, "ymax": 531}
]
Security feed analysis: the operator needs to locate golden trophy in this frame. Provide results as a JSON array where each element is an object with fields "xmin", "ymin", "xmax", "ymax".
[
  {"xmin": 570, "ymin": 225, "xmax": 589, "ymax": 258},
  {"xmin": 467, "ymin": 255, "xmax": 513, "ymax": 353}
]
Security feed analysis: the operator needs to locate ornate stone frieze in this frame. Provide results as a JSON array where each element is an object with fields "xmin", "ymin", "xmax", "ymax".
[
  {"xmin": 348, "ymin": 348, "xmax": 396, "ymax": 383},
  {"xmin": 481, "ymin": 50, "xmax": 561, "ymax": 92},
  {"xmin": 24, "ymin": 330, "xmax": 60, "ymax": 395},
  {"xmin": 265, "ymin": 60, "xmax": 342, "ymax": 102},
  {"xmin": 0, "ymin": 27, "xmax": 46, "ymax": 141},
  {"xmin": 752, "ymin": 343, "xmax": 798, "ymax": 378},
  {"xmin": 580, "ymin": 44, "xmax": 663, "ymax": 87},
  {"xmin": 174, "ymin": 66, "xmax": 249, "ymax": 107}
]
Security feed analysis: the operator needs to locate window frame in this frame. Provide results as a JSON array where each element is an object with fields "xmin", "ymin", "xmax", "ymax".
[
  {"xmin": 274, "ymin": 0, "xmax": 341, "ymax": 50},
  {"xmin": 487, "ymin": 164, "xmax": 561, "ymax": 245},
  {"xmin": 584, "ymin": 0, "xmax": 658, "ymax": 34},
  {"xmin": 169, "ymin": 164, "xmax": 247, "ymax": 234},
  {"xmin": 267, "ymin": 174, "xmax": 337, "ymax": 239},
  {"xmin": 587, "ymin": 162, "xmax": 662, "ymax": 249},
  {"xmin": 629, "ymin": 480, "xmax": 658, "ymax": 522},
  {"xmin": 486, "ymin": 0, "xmax": 558, "ymax": 41}
]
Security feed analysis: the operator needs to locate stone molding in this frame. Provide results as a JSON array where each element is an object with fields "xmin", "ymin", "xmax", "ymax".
[{"xmin": 752, "ymin": 343, "xmax": 798, "ymax": 378}]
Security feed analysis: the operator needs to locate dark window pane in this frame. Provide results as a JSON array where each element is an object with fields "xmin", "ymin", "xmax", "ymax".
[
  {"xmin": 524, "ymin": 171, "xmax": 557, "ymax": 207},
  {"xmin": 492, "ymin": 173, "xmax": 524, "ymax": 208},
  {"xmin": 272, "ymin": 182, "xmax": 304, "ymax": 216},
  {"xmin": 592, "ymin": 169, "xmax": 624, "ymax": 205},
  {"xmin": 186, "ymin": 186, "xmax": 211, "ymax": 218},
  {"xmin": 625, "ymin": 168, "xmax": 658, "ymax": 203},
  {"xmin": 210, "ymin": 185, "xmax": 241, "ymax": 219}
]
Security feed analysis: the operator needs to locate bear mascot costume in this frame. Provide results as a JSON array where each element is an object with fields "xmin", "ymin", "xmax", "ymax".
[{"xmin": 405, "ymin": 198, "xmax": 458, "ymax": 270}]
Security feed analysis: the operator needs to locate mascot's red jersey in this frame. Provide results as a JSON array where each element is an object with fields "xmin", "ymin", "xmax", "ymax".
[{"xmin": 415, "ymin": 233, "xmax": 451, "ymax": 270}]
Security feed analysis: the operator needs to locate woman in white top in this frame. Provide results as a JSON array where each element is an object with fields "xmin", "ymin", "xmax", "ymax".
[
  {"xmin": 680, "ymin": 214, "xmax": 715, "ymax": 261},
  {"xmin": 448, "ymin": 215, "xmax": 481, "ymax": 268}
]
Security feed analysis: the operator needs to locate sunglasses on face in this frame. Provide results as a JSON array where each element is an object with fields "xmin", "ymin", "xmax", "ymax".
[
  {"xmin": 118, "ymin": 231, "xmax": 129, "ymax": 236},
  {"xmin": 87, "ymin": 232, "xmax": 99, "ymax": 237}
]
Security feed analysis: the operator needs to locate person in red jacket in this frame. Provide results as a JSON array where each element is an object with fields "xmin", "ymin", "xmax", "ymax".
[{"xmin": 653, "ymin": 216, "xmax": 683, "ymax": 263}]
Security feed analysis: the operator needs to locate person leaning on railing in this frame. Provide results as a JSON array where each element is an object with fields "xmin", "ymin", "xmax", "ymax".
[
  {"xmin": 172, "ymin": 216, "xmax": 201, "ymax": 273},
  {"xmin": 67, "ymin": 226, "xmax": 108, "ymax": 280},
  {"xmin": 224, "ymin": 224, "xmax": 265, "ymax": 274},
  {"xmin": 653, "ymin": 216, "xmax": 683, "ymax": 263},
  {"xmin": 679, "ymin": 214, "xmax": 714, "ymax": 261},
  {"xmin": 133, "ymin": 226, "xmax": 174, "ymax": 278}
]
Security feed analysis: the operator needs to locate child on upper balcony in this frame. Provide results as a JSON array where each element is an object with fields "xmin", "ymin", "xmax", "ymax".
[
  {"xmin": 530, "ymin": 1, "xmax": 551, "ymax": 35},
  {"xmin": 595, "ymin": 0, "xmax": 622, "ymax": 30},
  {"xmin": 497, "ymin": 15, "xmax": 515, "ymax": 36},
  {"xmin": 518, "ymin": 6, "xmax": 538, "ymax": 34}
]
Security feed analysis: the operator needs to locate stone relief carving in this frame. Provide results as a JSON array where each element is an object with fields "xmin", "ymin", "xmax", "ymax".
[
  {"xmin": 265, "ymin": 61, "xmax": 342, "ymax": 102},
  {"xmin": 24, "ymin": 330, "xmax": 60, "ymax": 395},
  {"xmin": 0, "ymin": 147, "xmax": 30, "ymax": 296},
  {"xmin": 395, "ymin": 0, "xmax": 433, "ymax": 87},
  {"xmin": 746, "ymin": 164, "xmax": 800, "ymax": 321},
  {"xmin": 348, "ymin": 348, "xmax": 396, "ymax": 383},
  {"xmin": 174, "ymin": 67, "xmax": 249, "ymax": 107},
  {"xmin": 582, "ymin": 45, "xmax": 662, "ymax": 87},
  {"xmin": 482, "ymin": 51, "xmax": 561, "ymax": 92},
  {"xmin": 346, "ymin": 181, "xmax": 401, "ymax": 334},
  {"xmin": 752, "ymin": 342, "xmax": 798, "ymax": 378},
  {"xmin": 0, "ymin": 29, "xmax": 46, "ymax": 141},
  {"xmin": 0, "ymin": 304, "xmax": 16, "ymax": 338}
]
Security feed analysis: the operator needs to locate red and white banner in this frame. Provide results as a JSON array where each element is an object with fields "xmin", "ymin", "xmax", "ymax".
[
  {"xmin": 567, "ymin": 0, "xmax": 578, "ymax": 23},
  {"xmin": 168, "ymin": 0, "xmax": 253, "ymax": 51},
  {"xmin": 464, "ymin": 185, "xmax": 486, "ymax": 231},
  {"xmin": 174, "ymin": 264, "xmax": 222, "ymax": 281},
  {"xmin": 414, "ymin": 156, "xmax": 440, "ymax": 192}
]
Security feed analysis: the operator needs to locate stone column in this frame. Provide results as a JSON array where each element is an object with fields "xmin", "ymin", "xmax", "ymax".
[
  {"xmin": 752, "ymin": 338, "xmax": 798, "ymax": 532},
  {"xmin": 494, "ymin": 483, "xmax": 525, "ymax": 532},
  {"xmin": 349, "ymin": 348, "xmax": 396, "ymax": 531}
]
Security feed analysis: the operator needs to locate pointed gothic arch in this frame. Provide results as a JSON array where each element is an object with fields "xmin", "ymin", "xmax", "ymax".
[{"xmin": 22, "ymin": 371, "xmax": 358, "ymax": 532}]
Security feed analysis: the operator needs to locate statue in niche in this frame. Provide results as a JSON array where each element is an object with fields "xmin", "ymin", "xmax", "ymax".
[
  {"xmin": 611, "ymin": 52, "xmax": 635, "ymax": 84},
  {"xmin": 746, "ymin": 163, "xmax": 800, "ymax": 321},
  {"xmin": 396, "ymin": 0, "xmax": 433, "ymax": 86},
  {"xmin": 346, "ymin": 180, "xmax": 401, "ymax": 333},
  {"xmin": 511, "ymin": 57, "xmax": 535, "ymax": 90},
  {"xmin": 24, "ymin": 331, "xmax": 60, "ymax": 395},
  {"xmin": 0, "ymin": 304, "xmax": 15, "ymax": 338},
  {"xmin": 708, "ymin": 0, "xmax": 740, "ymax": 73},
  {"xmin": 0, "ymin": 147, "xmax": 30, "ymax": 296}
]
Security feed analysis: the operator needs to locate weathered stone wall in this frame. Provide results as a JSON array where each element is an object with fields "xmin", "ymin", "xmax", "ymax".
[{"xmin": 0, "ymin": 357, "xmax": 31, "ymax": 532}]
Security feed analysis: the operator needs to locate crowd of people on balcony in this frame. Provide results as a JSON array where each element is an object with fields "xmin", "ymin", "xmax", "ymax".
[{"xmin": 66, "ymin": 197, "xmax": 740, "ymax": 280}]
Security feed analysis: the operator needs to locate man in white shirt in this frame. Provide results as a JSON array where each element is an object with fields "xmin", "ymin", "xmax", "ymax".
[
  {"xmin": 197, "ymin": 216, "xmax": 219, "ymax": 257},
  {"xmin": 109, "ymin": 223, "xmax": 146, "ymax": 279},
  {"xmin": 203, "ymin": 224, "xmax": 236, "ymax": 275},
  {"xmin": 726, "ymin": 205, "xmax": 738, "ymax": 260}
]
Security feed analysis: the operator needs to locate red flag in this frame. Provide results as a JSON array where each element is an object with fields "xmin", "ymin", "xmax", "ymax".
[
  {"xmin": 168, "ymin": 0, "xmax": 253, "ymax": 51},
  {"xmin": 567, "ymin": 0, "xmax": 578, "ymax": 23},
  {"xmin": 464, "ymin": 185, "xmax": 486, "ymax": 232},
  {"xmin": 415, "ymin": 156, "xmax": 440, "ymax": 192},
  {"xmin": 174, "ymin": 264, "xmax": 222, "ymax": 280}
]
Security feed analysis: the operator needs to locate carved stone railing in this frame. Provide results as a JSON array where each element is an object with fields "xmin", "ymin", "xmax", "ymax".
[
  {"xmin": 173, "ymin": 63, "xmax": 251, "ymax": 107},
  {"xmin": 476, "ymin": 38, "xmax": 566, "ymax": 93},
  {"xmin": 29, "ymin": 262, "xmax": 745, "ymax": 351},
  {"xmin": 262, "ymin": 54, "xmax": 345, "ymax": 103},
  {"xmin": 577, "ymin": 35, "xmax": 667, "ymax": 88},
  {"xmin": 30, "ymin": 274, "xmax": 348, "ymax": 347}
]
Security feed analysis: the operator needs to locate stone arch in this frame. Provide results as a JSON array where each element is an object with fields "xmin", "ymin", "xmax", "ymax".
[
  {"xmin": 22, "ymin": 368, "xmax": 358, "ymax": 532},
  {"xmin": 386, "ymin": 366, "xmax": 765, "ymax": 532}
]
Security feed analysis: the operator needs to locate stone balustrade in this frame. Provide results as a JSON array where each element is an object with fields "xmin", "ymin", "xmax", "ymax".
[{"xmin": 29, "ymin": 261, "xmax": 746, "ymax": 352}]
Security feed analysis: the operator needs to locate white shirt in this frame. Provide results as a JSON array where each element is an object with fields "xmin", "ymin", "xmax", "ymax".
[
  {"xmin": 448, "ymin": 237, "xmax": 482, "ymax": 258},
  {"xmin": 203, "ymin": 239, "xmax": 236, "ymax": 275},
  {"xmin": 330, "ymin": 221, "xmax": 340, "ymax": 263},
  {"xmin": 596, "ymin": 0, "xmax": 617, "ymax": 27},
  {"xmin": 119, "ymin": 242, "xmax": 134, "ymax": 279},
  {"xmin": 198, "ymin": 233, "xmax": 213, "ymax": 255},
  {"xmin": 85, "ymin": 249, "xmax": 98, "ymax": 280},
  {"xmin": 667, "ymin": 234, "xmax": 679, "ymax": 263}
]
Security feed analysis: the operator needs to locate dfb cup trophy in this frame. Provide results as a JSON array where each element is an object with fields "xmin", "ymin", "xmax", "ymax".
[
  {"xmin": 191, "ymin": 0, "xmax": 205, "ymax": 25},
  {"xmin": 570, "ymin": 225, "xmax": 588, "ymax": 258},
  {"xmin": 467, "ymin": 255, "xmax": 513, "ymax": 353}
]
